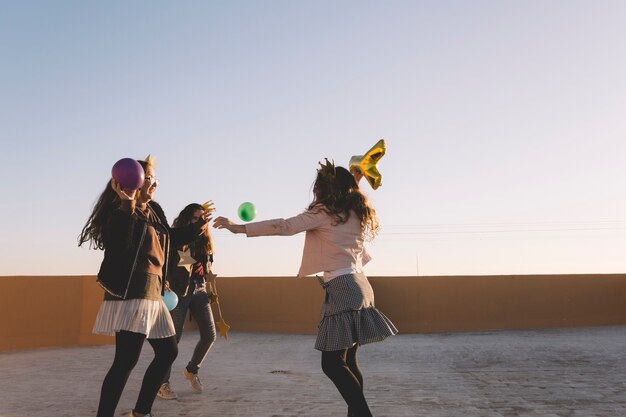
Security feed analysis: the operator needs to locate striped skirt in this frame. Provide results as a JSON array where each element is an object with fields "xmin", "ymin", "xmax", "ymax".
[
  {"xmin": 92, "ymin": 298, "xmax": 176, "ymax": 339},
  {"xmin": 315, "ymin": 273, "xmax": 398, "ymax": 351}
]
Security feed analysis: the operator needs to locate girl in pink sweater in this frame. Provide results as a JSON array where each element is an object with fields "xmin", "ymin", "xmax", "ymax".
[{"xmin": 214, "ymin": 160, "xmax": 397, "ymax": 417}]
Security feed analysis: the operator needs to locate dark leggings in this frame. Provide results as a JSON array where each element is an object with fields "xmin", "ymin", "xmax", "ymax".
[
  {"xmin": 321, "ymin": 344, "xmax": 372, "ymax": 417},
  {"xmin": 96, "ymin": 331, "xmax": 178, "ymax": 417}
]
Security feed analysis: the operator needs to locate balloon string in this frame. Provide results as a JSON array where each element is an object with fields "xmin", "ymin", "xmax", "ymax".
[{"xmin": 208, "ymin": 272, "xmax": 230, "ymax": 339}]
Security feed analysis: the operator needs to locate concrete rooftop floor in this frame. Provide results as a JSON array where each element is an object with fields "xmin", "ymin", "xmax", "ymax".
[{"xmin": 1, "ymin": 326, "xmax": 625, "ymax": 417}]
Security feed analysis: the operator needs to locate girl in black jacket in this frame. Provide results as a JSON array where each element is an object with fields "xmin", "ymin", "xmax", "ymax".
[
  {"xmin": 158, "ymin": 203, "xmax": 217, "ymax": 400},
  {"xmin": 79, "ymin": 157, "xmax": 211, "ymax": 417}
]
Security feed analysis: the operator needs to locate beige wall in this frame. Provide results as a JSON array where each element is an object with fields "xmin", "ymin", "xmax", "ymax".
[
  {"xmin": 1, "ymin": 274, "xmax": 626, "ymax": 352},
  {"xmin": 0, "ymin": 276, "xmax": 111, "ymax": 351}
]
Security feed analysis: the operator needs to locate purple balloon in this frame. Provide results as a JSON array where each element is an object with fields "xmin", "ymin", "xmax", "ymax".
[{"xmin": 111, "ymin": 158, "xmax": 145, "ymax": 189}]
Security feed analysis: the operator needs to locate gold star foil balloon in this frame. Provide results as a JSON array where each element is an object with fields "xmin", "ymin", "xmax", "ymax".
[
  {"xmin": 177, "ymin": 248, "xmax": 196, "ymax": 274},
  {"xmin": 349, "ymin": 139, "xmax": 386, "ymax": 190},
  {"xmin": 217, "ymin": 318, "xmax": 231, "ymax": 340},
  {"xmin": 205, "ymin": 269, "xmax": 231, "ymax": 339}
]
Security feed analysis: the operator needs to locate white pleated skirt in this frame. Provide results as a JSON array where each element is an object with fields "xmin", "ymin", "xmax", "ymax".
[{"xmin": 92, "ymin": 298, "xmax": 176, "ymax": 339}]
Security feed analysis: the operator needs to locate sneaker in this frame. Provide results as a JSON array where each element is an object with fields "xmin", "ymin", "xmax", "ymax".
[
  {"xmin": 129, "ymin": 412, "xmax": 153, "ymax": 417},
  {"xmin": 183, "ymin": 368, "xmax": 203, "ymax": 393},
  {"xmin": 157, "ymin": 382, "xmax": 177, "ymax": 400}
]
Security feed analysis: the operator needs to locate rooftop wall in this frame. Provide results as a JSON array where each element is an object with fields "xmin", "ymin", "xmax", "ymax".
[{"xmin": 1, "ymin": 274, "xmax": 625, "ymax": 352}]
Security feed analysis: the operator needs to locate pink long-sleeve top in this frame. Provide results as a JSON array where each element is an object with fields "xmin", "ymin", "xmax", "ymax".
[{"xmin": 244, "ymin": 208, "xmax": 372, "ymax": 279}]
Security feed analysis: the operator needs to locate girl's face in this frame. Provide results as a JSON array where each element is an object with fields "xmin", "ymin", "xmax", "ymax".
[
  {"xmin": 190, "ymin": 209, "xmax": 203, "ymax": 224},
  {"xmin": 139, "ymin": 166, "xmax": 158, "ymax": 202}
]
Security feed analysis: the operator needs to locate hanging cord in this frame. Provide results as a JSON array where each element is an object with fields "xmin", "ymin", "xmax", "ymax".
[{"xmin": 205, "ymin": 259, "xmax": 230, "ymax": 340}]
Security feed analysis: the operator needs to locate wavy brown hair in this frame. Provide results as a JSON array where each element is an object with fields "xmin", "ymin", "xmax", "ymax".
[
  {"xmin": 172, "ymin": 203, "xmax": 214, "ymax": 258},
  {"xmin": 308, "ymin": 165, "xmax": 379, "ymax": 240}
]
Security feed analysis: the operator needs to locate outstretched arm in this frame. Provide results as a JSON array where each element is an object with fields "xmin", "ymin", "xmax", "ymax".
[
  {"xmin": 213, "ymin": 217, "xmax": 246, "ymax": 234},
  {"xmin": 215, "ymin": 210, "xmax": 329, "ymax": 237},
  {"xmin": 169, "ymin": 211, "xmax": 213, "ymax": 247}
]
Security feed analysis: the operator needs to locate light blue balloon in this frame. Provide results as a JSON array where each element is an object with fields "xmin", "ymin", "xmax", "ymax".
[{"xmin": 162, "ymin": 290, "xmax": 178, "ymax": 311}]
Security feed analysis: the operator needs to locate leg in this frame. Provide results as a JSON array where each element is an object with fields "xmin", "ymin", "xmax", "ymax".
[
  {"xmin": 346, "ymin": 344, "xmax": 364, "ymax": 416},
  {"xmin": 321, "ymin": 349, "xmax": 372, "ymax": 417},
  {"xmin": 97, "ymin": 331, "xmax": 146, "ymax": 417},
  {"xmin": 162, "ymin": 291, "xmax": 192, "ymax": 384},
  {"xmin": 133, "ymin": 336, "xmax": 178, "ymax": 415},
  {"xmin": 186, "ymin": 289, "xmax": 216, "ymax": 374}
]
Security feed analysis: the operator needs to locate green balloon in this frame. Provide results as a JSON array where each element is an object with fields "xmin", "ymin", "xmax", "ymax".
[{"xmin": 237, "ymin": 202, "xmax": 257, "ymax": 222}]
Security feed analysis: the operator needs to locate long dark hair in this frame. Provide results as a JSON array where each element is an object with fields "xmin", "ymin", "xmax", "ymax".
[
  {"xmin": 78, "ymin": 180, "xmax": 121, "ymax": 250},
  {"xmin": 308, "ymin": 164, "xmax": 379, "ymax": 240},
  {"xmin": 78, "ymin": 159, "xmax": 150, "ymax": 250},
  {"xmin": 172, "ymin": 203, "xmax": 214, "ymax": 258}
]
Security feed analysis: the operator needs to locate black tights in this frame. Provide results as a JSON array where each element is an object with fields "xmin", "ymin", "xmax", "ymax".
[
  {"xmin": 96, "ymin": 331, "xmax": 178, "ymax": 417},
  {"xmin": 321, "ymin": 344, "xmax": 372, "ymax": 417}
]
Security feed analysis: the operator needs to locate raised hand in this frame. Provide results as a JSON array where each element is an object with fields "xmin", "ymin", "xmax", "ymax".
[
  {"xmin": 111, "ymin": 178, "xmax": 138, "ymax": 201},
  {"xmin": 201, "ymin": 211, "xmax": 213, "ymax": 224},
  {"xmin": 199, "ymin": 201, "xmax": 215, "ymax": 227},
  {"xmin": 350, "ymin": 166, "xmax": 364, "ymax": 184}
]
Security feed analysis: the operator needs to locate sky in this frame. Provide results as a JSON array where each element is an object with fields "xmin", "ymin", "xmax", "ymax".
[{"xmin": 1, "ymin": 1, "xmax": 626, "ymax": 277}]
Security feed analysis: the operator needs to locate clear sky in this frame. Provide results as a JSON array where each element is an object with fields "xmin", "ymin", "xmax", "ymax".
[{"xmin": 1, "ymin": 1, "xmax": 626, "ymax": 277}]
